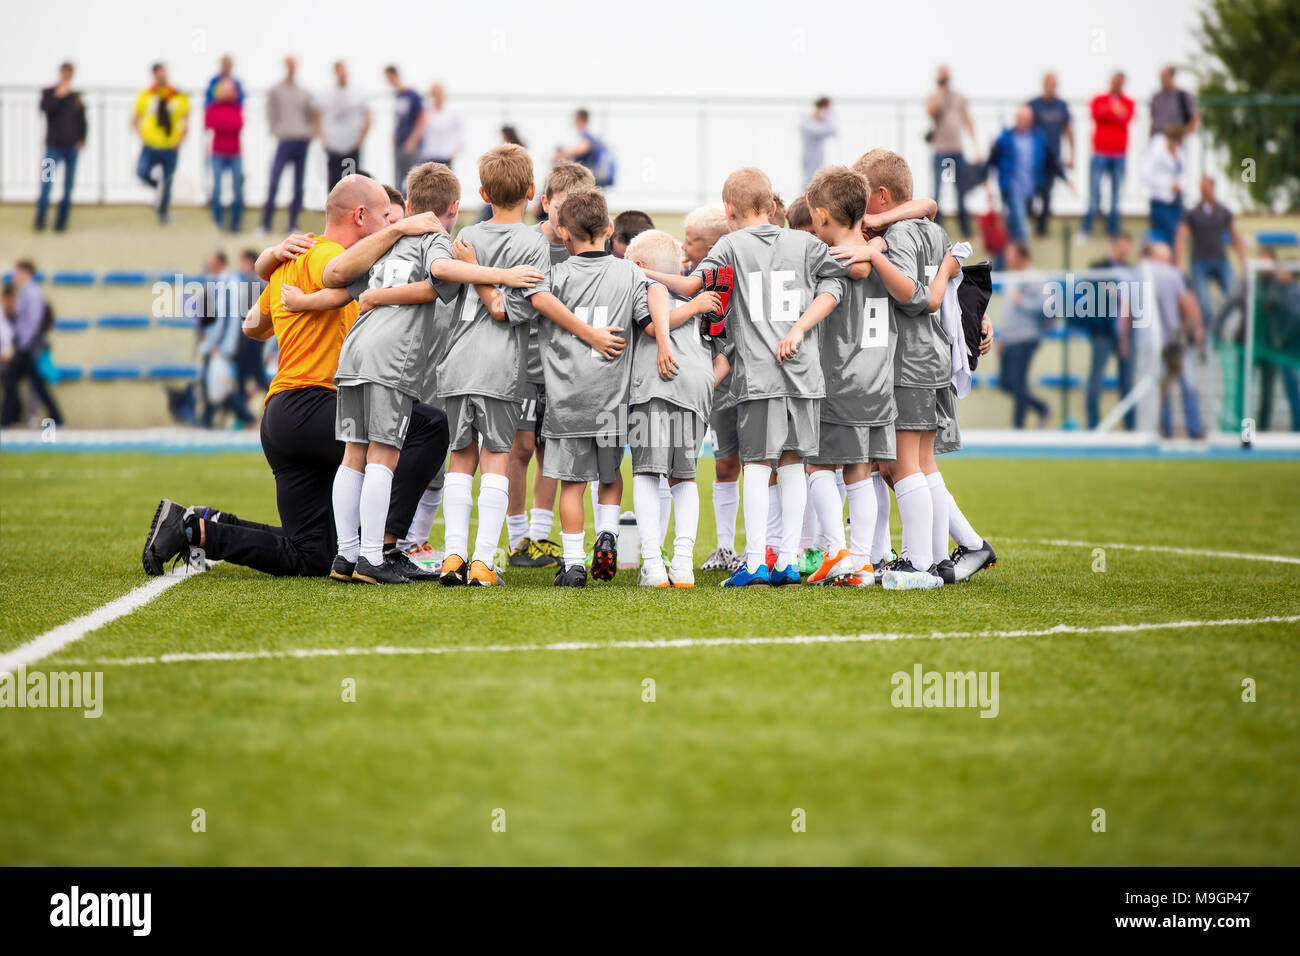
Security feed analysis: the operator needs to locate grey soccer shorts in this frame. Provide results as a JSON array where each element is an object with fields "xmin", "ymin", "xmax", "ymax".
[
  {"xmin": 443, "ymin": 393, "xmax": 521, "ymax": 454},
  {"xmin": 808, "ymin": 420, "xmax": 896, "ymax": 465},
  {"xmin": 516, "ymin": 383, "xmax": 547, "ymax": 447},
  {"xmin": 335, "ymin": 382, "xmax": 414, "ymax": 448},
  {"xmin": 542, "ymin": 435, "xmax": 624, "ymax": 484},
  {"xmin": 895, "ymin": 385, "xmax": 945, "ymax": 431},
  {"xmin": 710, "ymin": 402, "xmax": 739, "ymax": 460},
  {"xmin": 628, "ymin": 399, "xmax": 706, "ymax": 479},
  {"xmin": 736, "ymin": 396, "xmax": 820, "ymax": 463},
  {"xmin": 934, "ymin": 386, "xmax": 962, "ymax": 454}
]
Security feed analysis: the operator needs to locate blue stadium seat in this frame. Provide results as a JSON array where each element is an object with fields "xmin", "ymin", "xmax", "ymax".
[
  {"xmin": 2, "ymin": 271, "xmax": 47, "ymax": 284},
  {"xmin": 53, "ymin": 318, "xmax": 91, "ymax": 332},
  {"xmin": 1103, "ymin": 375, "xmax": 1120, "ymax": 390},
  {"xmin": 1257, "ymin": 231, "xmax": 1299, "ymax": 248},
  {"xmin": 149, "ymin": 365, "xmax": 199, "ymax": 380},
  {"xmin": 157, "ymin": 317, "xmax": 197, "ymax": 329},
  {"xmin": 89, "ymin": 366, "xmax": 142, "ymax": 381},
  {"xmin": 1039, "ymin": 374, "xmax": 1083, "ymax": 389},
  {"xmin": 51, "ymin": 271, "xmax": 97, "ymax": 286},
  {"xmin": 102, "ymin": 271, "xmax": 152, "ymax": 286},
  {"xmin": 53, "ymin": 366, "xmax": 84, "ymax": 382},
  {"xmin": 97, "ymin": 315, "xmax": 152, "ymax": 329}
]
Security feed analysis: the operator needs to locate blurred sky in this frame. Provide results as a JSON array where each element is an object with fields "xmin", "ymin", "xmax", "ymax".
[{"xmin": 8, "ymin": 0, "xmax": 1201, "ymax": 100}]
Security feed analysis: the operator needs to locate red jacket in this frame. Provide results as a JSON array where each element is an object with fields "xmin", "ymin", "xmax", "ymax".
[
  {"xmin": 1090, "ymin": 93, "xmax": 1135, "ymax": 157},
  {"xmin": 205, "ymin": 101, "xmax": 243, "ymax": 157}
]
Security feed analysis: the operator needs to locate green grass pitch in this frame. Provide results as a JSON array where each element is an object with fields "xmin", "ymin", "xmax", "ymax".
[{"xmin": 1, "ymin": 451, "xmax": 1298, "ymax": 865}]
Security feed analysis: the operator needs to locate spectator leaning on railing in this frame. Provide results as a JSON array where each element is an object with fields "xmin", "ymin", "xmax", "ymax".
[
  {"xmin": 1174, "ymin": 176, "xmax": 1247, "ymax": 330},
  {"xmin": 799, "ymin": 97, "xmax": 836, "ymax": 190},
  {"xmin": 260, "ymin": 56, "xmax": 314, "ymax": 234},
  {"xmin": 1150, "ymin": 65, "xmax": 1199, "ymax": 138},
  {"xmin": 206, "ymin": 78, "xmax": 245, "ymax": 233},
  {"xmin": 926, "ymin": 64, "xmax": 978, "ymax": 236},
  {"xmin": 385, "ymin": 66, "xmax": 424, "ymax": 189},
  {"xmin": 987, "ymin": 105, "xmax": 1045, "ymax": 244},
  {"xmin": 1027, "ymin": 72, "xmax": 1073, "ymax": 238},
  {"xmin": 133, "ymin": 62, "xmax": 189, "ymax": 225},
  {"xmin": 316, "ymin": 60, "xmax": 370, "ymax": 189},
  {"xmin": 1142, "ymin": 122, "xmax": 1186, "ymax": 243},
  {"xmin": 204, "ymin": 55, "xmax": 244, "ymax": 107},
  {"xmin": 35, "ymin": 62, "xmax": 86, "ymax": 233},
  {"xmin": 1081, "ymin": 71, "xmax": 1134, "ymax": 241}
]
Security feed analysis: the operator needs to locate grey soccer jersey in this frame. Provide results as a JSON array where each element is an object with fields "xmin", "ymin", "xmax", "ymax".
[
  {"xmin": 336, "ymin": 233, "xmax": 456, "ymax": 398},
  {"xmin": 434, "ymin": 222, "xmax": 551, "ymax": 402},
  {"xmin": 820, "ymin": 266, "xmax": 897, "ymax": 426},
  {"xmin": 629, "ymin": 294, "xmax": 718, "ymax": 420},
  {"xmin": 526, "ymin": 222, "xmax": 571, "ymax": 386},
  {"xmin": 693, "ymin": 224, "xmax": 846, "ymax": 402},
  {"xmin": 540, "ymin": 253, "xmax": 649, "ymax": 438},
  {"xmin": 883, "ymin": 218, "xmax": 953, "ymax": 389}
]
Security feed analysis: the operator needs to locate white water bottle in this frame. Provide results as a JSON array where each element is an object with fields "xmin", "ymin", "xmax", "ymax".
[{"xmin": 618, "ymin": 511, "xmax": 640, "ymax": 569}]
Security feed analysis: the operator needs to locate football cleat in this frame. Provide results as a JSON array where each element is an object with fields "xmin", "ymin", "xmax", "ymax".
[
  {"xmin": 591, "ymin": 530, "xmax": 618, "ymax": 581},
  {"xmin": 329, "ymin": 554, "xmax": 357, "ymax": 582},
  {"xmin": 881, "ymin": 560, "xmax": 944, "ymax": 590},
  {"xmin": 638, "ymin": 562, "xmax": 671, "ymax": 588},
  {"xmin": 385, "ymin": 547, "xmax": 439, "ymax": 581},
  {"xmin": 721, "ymin": 562, "xmax": 771, "ymax": 588},
  {"xmin": 951, "ymin": 540, "xmax": 997, "ymax": 582},
  {"xmin": 770, "ymin": 563, "xmax": 802, "ymax": 587},
  {"xmin": 554, "ymin": 563, "xmax": 588, "ymax": 588},
  {"xmin": 530, "ymin": 538, "xmax": 563, "ymax": 565},
  {"xmin": 439, "ymin": 553, "xmax": 468, "ymax": 587},
  {"xmin": 352, "ymin": 555, "xmax": 410, "ymax": 585},
  {"xmin": 797, "ymin": 547, "xmax": 825, "ymax": 576},
  {"xmin": 835, "ymin": 562, "xmax": 877, "ymax": 587},
  {"xmin": 467, "ymin": 559, "xmax": 504, "ymax": 587},
  {"xmin": 668, "ymin": 557, "xmax": 695, "ymax": 588},
  {"xmin": 933, "ymin": 558, "xmax": 957, "ymax": 585},
  {"xmin": 508, "ymin": 537, "xmax": 553, "ymax": 567},
  {"xmin": 700, "ymin": 546, "xmax": 741, "ymax": 572},
  {"xmin": 142, "ymin": 499, "xmax": 192, "ymax": 576},
  {"xmin": 806, "ymin": 548, "xmax": 853, "ymax": 585},
  {"xmin": 872, "ymin": 551, "xmax": 902, "ymax": 586}
]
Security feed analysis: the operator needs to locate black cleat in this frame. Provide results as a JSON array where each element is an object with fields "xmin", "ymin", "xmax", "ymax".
[
  {"xmin": 352, "ymin": 555, "xmax": 410, "ymax": 584},
  {"xmin": 554, "ymin": 563, "xmax": 588, "ymax": 588},
  {"xmin": 951, "ymin": 540, "xmax": 997, "ymax": 582},
  {"xmin": 591, "ymin": 530, "xmax": 618, "ymax": 581},
  {"xmin": 384, "ymin": 548, "xmax": 439, "ymax": 581},
  {"xmin": 329, "ymin": 555, "xmax": 357, "ymax": 582},
  {"xmin": 142, "ymin": 499, "xmax": 190, "ymax": 576},
  {"xmin": 439, "ymin": 554, "xmax": 468, "ymax": 586},
  {"xmin": 933, "ymin": 558, "xmax": 957, "ymax": 584},
  {"xmin": 873, "ymin": 553, "xmax": 903, "ymax": 587}
]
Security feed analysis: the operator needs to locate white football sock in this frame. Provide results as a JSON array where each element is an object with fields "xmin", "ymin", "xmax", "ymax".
[
  {"xmin": 658, "ymin": 475, "xmax": 672, "ymax": 546},
  {"xmin": 506, "ymin": 513, "xmax": 529, "ymax": 550},
  {"xmin": 442, "ymin": 472, "xmax": 474, "ymax": 560},
  {"xmin": 528, "ymin": 506, "xmax": 554, "ymax": 542},
  {"xmin": 926, "ymin": 472, "xmax": 951, "ymax": 564},
  {"xmin": 712, "ymin": 479, "xmax": 739, "ymax": 551},
  {"xmin": 561, "ymin": 531, "xmax": 586, "ymax": 570},
  {"xmin": 894, "ymin": 472, "xmax": 934, "ymax": 571},
  {"xmin": 799, "ymin": 477, "xmax": 819, "ymax": 550},
  {"xmin": 359, "ymin": 462, "xmax": 393, "ymax": 565},
  {"xmin": 947, "ymin": 489, "xmax": 983, "ymax": 550},
  {"xmin": 331, "ymin": 465, "xmax": 364, "ymax": 562},
  {"xmin": 807, "ymin": 470, "xmax": 846, "ymax": 554},
  {"xmin": 845, "ymin": 478, "xmax": 876, "ymax": 568},
  {"xmin": 669, "ymin": 480, "xmax": 699, "ymax": 565},
  {"xmin": 766, "ymin": 482, "xmax": 782, "ymax": 551},
  {"xmin": 835, "ymin": 469, "xmax": 847, "ymax": 503},
  {"xmin": 594, "ymin": 501, "xmax": 620, "ymax": 537},
  {"xmin": 871, "ymin": 472, "xmax": 893, "ymax": 564},
  {"xmin": 400, "ymin": 484, "xmax": 442, "ymax": 551},
  {"xmin": 471, "ymin": 473, "xmax": 509, "ymax": 566},
  {"xmin": 776, "ymin": 462, "xmax": 807, "ymax": 568},
  {"xmin": 632, "ymin": 474, "xmax": 663, "ymax": 560},
  {"xmin": 742, "ymin": 463, "xmax": 772, "ymax": 572}
]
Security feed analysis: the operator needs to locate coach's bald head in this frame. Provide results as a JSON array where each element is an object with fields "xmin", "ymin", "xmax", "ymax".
[{"xmin": 325, "ymin": 175, "xmax": 390, "ymax": 246}]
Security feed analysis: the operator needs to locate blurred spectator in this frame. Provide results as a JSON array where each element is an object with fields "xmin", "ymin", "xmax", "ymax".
[
  {"xmin": 235, "ymin": 249, "xmax": 270, "ymax": 396},
  {"xmin": 1085, "ymin": 233, "xmax": 1135, "ymax": 429},
  {"xmin": 35, "ymin": 62, "xmax": 86, "ymax": 233},
  {"xmin": 800, "ymin": 96, "xmax": 836, "ymax": 189},
  {"xmin": 611, "ymin": 211, "xmax": 654, "ymax": 258},
  {"xmin": 133, "ymin": 63, "xmax": 189, "ymax": 225},
  {"xmin": 1081, "ymin": 72, "xmax": 1134, "ymax": 240},
  {"xmin": 204, "ymin": 55, "xmax": 244, "ymax": 106},
  {"xmin": 1027, "ymin": 72, "xmax": 1073, "ymax": 237},
  {"xmin": 1150, "ymin": 65, "xmax": 1199, "ymax": 138},
  {"xmin": 501, "ymin": 125, "xmax": 525, "ymax": 147},
  {"xmin": 556, "ymin": 109, "xmax": 615, "ymax": 186},
  {"xmin": 260, "ymin": 56, "xmax": 313, "ymax": 233},
  {"xmin": 1256, "ymin": 249, "xmax": 1300, "ymax": 431},
  {"xmin": 1, "ymin": 262, "xmax": 62, "ymax": 428},
  {"xmin": 316, "ymin": 61, "xmax": 371, "ymax": 189},
  {"xmin": 417, "ymin": 82, "xmax": 463, "ymax": 168},
  {"xmin": 1175, "ymin": 176, "xmax": 1247, "ymax": 333},
  {"xmin": 997, "ymin": 243, "xmax": 1052, "ymax": 427},
  {"xmin": 1142, "ymin": 123, "xmax": 1185, "ymax": 243},
  {"xmin": 200, "ymin": 251, "xmax": 254, "ymax": 429},
  {"xmin": 1140, "ymin": 241, "xmax": 1205, "ymax": 439},
  {"xmin": 386, "ymin": 66, "xmax": 424, "ymax": 189},
  {"xmin": 925, "ymin": 64, "xmax": 977, "ymax": 236},
  {"xmin": 206, "ymin": 78, "xmax": 245, "ymax": 232},
  {"xmin": 987, "ymin": 105, "xmax": 1045, "ymax": 243}
]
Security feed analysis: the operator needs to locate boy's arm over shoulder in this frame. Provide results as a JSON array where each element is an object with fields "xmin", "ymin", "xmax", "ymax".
[{"xmin": 806, "ymin": 233, "xmax": 849, "ymax": 302}]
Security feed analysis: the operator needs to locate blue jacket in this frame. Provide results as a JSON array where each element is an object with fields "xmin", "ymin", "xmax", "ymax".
[{"xmin": 988, "ymin": 126, "xmax": 1046, "ymax": 198}]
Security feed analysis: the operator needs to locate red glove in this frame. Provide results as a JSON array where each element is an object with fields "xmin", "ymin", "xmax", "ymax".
[{"xmin": 700, "ymin": 265, "xmax": 733, "ymax": 338}]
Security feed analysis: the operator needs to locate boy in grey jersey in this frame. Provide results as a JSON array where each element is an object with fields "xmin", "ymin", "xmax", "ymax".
[
  {"xmin": 624, "ymin": 229, "xmax": 726, "ymax": 588},
  {"xmin": 646, "ymin": 167, "xmax": 855, "ymax": 587},
  {"xmin": 430, "ymin": 145, "xmax": 622, "ymax": 587},
  {"xmin": 506, "ymin": 159, "xmax": 596, "ymax": 568},
  {"xmin": 541, "ymin": 188, "xmax": 675, "ymax": 586}
]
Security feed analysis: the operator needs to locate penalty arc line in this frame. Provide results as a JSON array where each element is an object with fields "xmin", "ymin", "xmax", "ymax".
[
  {"xmin": 55, "ymin": 614, "xmax": 1300, "ymax": 668},
  {"xmin": 1009, "ymin": 537, "xmax": 1300, "ymax": 565}
]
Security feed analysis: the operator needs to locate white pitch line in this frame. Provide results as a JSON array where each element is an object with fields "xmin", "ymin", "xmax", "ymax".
[
  {"xmin": 0, "ymin": 562, "xmax": 213, "ymax": 674},
  {"xmin": 54, "ymin": 613, "xmax": 1300, "ymax": 668},
  {"xmin": 1011, "ymin": 537, "xmax": 1300, "ymax": 566}
]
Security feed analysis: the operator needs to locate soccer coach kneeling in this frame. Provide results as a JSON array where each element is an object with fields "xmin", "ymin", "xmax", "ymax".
[{"xmin": 142, "ymin": 175, "xmax": 449, "ymax": 581}]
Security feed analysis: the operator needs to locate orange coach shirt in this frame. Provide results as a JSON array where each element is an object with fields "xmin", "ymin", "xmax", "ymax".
[{"xmin": 258, "ymin": 238, "xmax": 359, "ymax": 403}]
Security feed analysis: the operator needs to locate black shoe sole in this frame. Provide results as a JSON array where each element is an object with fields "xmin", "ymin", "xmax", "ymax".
[
  {"xmin": 591, "ymin": 549, "xmax": 616, "ymax": 581},
  {"xmin": 142, "ymin": 499, "xmax": 180, "ymax": 576}
]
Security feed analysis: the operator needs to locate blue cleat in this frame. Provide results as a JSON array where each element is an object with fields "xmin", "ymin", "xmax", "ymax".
[
  {"xmin": 769, "ymin": 563, "xmax": 801, "ymax": 587},
  {"xmin": 721, "ymin": 562, "xmax": 771, "ymax": 588}
]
